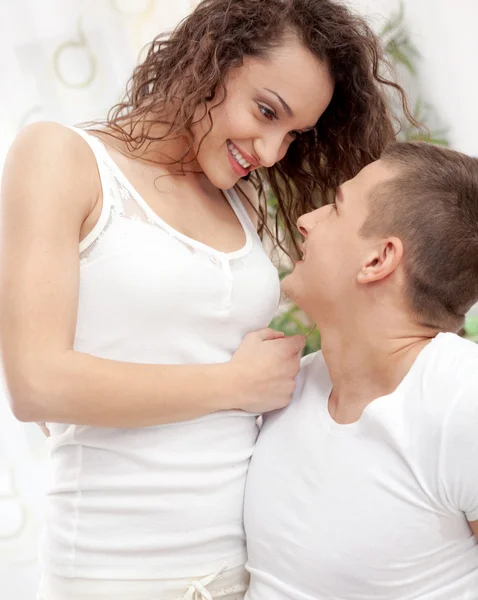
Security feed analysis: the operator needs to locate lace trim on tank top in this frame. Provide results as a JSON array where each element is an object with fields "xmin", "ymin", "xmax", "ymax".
[{"xmin": 74, "ymin": 128, "xmax": 256, "ymax": 268}]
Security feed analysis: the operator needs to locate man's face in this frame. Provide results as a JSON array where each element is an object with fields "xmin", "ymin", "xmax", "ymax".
[{"xmin": 282, "ymin": 160, "xmax": 396, "ymax": 319}]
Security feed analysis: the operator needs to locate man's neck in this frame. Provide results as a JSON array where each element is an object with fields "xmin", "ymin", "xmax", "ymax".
[{"xmin": 317, "ymin": 308, "xmax": 440, "ymax": 424}]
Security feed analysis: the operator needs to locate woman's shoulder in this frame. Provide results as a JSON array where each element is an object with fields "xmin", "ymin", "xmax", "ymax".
[
  {"xmin": 6, "ymin": 122, "xmax": 101, "ymax": 176},
  {"xmin": 3, "ymin": 122, "xmax": 101, "ymax": 218},
  {"xmin": 8, "ymin": 121, "xmax": 100, "ymax": 173},
  {"xmin": 14, "ymin": 121, "xmax": 100, "ymax": 161}
]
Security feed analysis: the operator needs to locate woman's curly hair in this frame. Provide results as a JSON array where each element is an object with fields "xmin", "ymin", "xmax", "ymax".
[{"xmin": 97, "ymin": 0, "xmax": 415, "ymax": 257}]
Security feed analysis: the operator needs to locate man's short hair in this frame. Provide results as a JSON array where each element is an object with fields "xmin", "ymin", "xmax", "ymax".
[{"xmin": 360, "ymin": 142, "xmax": 478, "ymax": 331}]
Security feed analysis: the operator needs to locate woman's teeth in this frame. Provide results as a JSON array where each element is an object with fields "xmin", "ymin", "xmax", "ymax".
[{"xmin": 227, "ymin": 141, "xmax": 251, "ymax": 169}]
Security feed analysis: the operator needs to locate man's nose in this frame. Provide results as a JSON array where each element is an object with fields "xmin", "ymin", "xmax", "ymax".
[{"xmin": 297, "ymin": 209, "xmax": 321, "ymax": 237}]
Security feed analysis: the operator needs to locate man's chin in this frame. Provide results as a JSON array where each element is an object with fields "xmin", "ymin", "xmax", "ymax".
[{"xmin": 280, "ymin": 273, "xmax": 302, "ymax": 305}]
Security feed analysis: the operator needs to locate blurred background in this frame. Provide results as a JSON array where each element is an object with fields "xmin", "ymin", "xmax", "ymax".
[{"xmin": 0, "ymin": 0, "xmax": 477, "ymax": 597}]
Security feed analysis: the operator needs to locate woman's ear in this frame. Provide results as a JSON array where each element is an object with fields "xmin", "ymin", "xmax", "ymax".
[{"xmin": 357, "ymin": 236, "xmax": 403, "ymax": 284}]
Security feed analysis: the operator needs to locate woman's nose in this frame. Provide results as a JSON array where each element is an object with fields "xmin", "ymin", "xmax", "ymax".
[{"xmin": 255, "ymin": 135, "xmax": 288, "ymax": 168}]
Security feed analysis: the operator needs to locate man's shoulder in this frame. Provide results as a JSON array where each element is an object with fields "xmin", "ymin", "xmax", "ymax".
[
  {"xmin": 409, "ymin": 333, "xmax": 478, "ymax": 425},
  {"xmin": 426, "ymin": 333, "xmax": 478, "ymax": 382},
  {"xmin": 434, "ymin": 331, "xmax": 478, "ymax": 355},
  {"xmin": 438, "ymin": 334, "xmax": 478, "ymax": 413}
]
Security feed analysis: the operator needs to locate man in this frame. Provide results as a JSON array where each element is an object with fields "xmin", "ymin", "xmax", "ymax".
[{"xmin": 244, "ymin": 142, "xmax": 478, "ymax": 599}]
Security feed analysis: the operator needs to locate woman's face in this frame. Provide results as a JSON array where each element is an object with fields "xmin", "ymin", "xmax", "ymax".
[{"xmin": 192, "ymin": 37, "xmax": 335, "ymax": 190}]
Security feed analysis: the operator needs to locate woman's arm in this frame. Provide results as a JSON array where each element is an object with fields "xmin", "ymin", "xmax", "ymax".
[{"xmin": 1, "ymin": 123, "xmax": 303, "ymax": 427}]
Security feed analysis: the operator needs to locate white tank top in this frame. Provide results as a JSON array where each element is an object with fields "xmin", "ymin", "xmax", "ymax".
[{"xmin": 42, "ymin": 127, "xmax": 280, "ymax": 579}]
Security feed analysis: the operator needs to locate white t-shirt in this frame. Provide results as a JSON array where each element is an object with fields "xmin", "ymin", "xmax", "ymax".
[{"xmin": 244, "ymin": 333, "xmax": 478, "ymax": 600}]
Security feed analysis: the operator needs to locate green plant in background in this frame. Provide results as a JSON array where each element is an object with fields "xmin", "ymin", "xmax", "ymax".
[
  {"xmin": 272, "ymin": 303, "xmax": 322, "ymax": 356},
  {"xmin": 464, "ymin": 317, "xmax": 478, "ymax": 343},
  {"xmin": 380, "ymin": 1, "xmax": 419, "ymax": 76},
  {"xmin": 381, "ymin": 1, "xmax": 449, "ymax": 147},
  {"xmin": 270, "ymin": 1, "xmax": 478, "ymax": 353},
  {"xmin": 399, "ymin": 98, "xmax": 449, "ymax": 146}
]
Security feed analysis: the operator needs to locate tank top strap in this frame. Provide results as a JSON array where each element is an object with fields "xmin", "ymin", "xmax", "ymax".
[
  {"xmin": 68, "ymin": 127, "xmax": 127, "ymax": 213},
  {"xmin": 69, "ymin": 127, "xmax": 128, "ymax": 254}
]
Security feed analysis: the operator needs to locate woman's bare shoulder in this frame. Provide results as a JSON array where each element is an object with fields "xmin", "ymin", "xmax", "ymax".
[{"xmin": 2, "ymin": 121, "xmax": 101, "ymax": 217}]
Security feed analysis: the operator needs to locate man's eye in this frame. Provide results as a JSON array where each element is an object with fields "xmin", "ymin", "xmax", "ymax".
[{"xmin": 258, "ymin": 104, "xmax": 277, "ymax": 121}]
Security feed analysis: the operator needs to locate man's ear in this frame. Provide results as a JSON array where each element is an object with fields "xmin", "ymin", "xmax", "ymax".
[{"xmin": 357, "ymin": 237, "xmax": 403, "ymax": 284}]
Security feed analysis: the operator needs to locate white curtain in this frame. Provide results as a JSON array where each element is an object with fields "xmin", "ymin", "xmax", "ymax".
[{"xmin": 0, "ymin": 1, "xmax": 194, "ymax": 598}]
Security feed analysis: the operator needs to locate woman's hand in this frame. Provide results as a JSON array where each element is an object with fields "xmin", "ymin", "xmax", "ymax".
[{"xmin": 230, "ymin": 328, "xmax": 305, "ymax": 413}]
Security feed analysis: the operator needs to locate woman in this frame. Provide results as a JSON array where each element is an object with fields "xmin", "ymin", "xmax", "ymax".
[{"xmin": 0, "ymin": 0, "xmax": 411, "ymax": 598}]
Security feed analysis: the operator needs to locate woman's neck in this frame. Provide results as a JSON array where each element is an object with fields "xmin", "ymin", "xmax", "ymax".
[{"xmin": 103, "ymin": 114, "xmax": 201, "ymax": 174}]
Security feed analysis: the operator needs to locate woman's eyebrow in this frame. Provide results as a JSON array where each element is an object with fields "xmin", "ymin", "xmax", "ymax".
[
  {"xmin": 263, "ymin": 88, "xmax": 293, "ymax": 117},
  {"xmin": 262, "ymin": 88, "xmax": 317, "ymax": 131}
]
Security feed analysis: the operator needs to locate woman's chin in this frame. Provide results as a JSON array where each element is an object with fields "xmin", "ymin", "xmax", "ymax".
[{"xmin": 203, "ymin": 168, "xmax": 238, "ymax": 191}]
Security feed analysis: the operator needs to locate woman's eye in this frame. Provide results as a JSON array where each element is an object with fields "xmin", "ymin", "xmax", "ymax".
[{"xmin": 258, "ymin": 104, "xmax": 277, "ymax": 121}]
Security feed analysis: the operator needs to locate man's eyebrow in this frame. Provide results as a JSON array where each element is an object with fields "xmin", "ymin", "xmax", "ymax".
[{"xmin": 263, "ymin": 88, "xmax": 293, "ymax": 117}]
